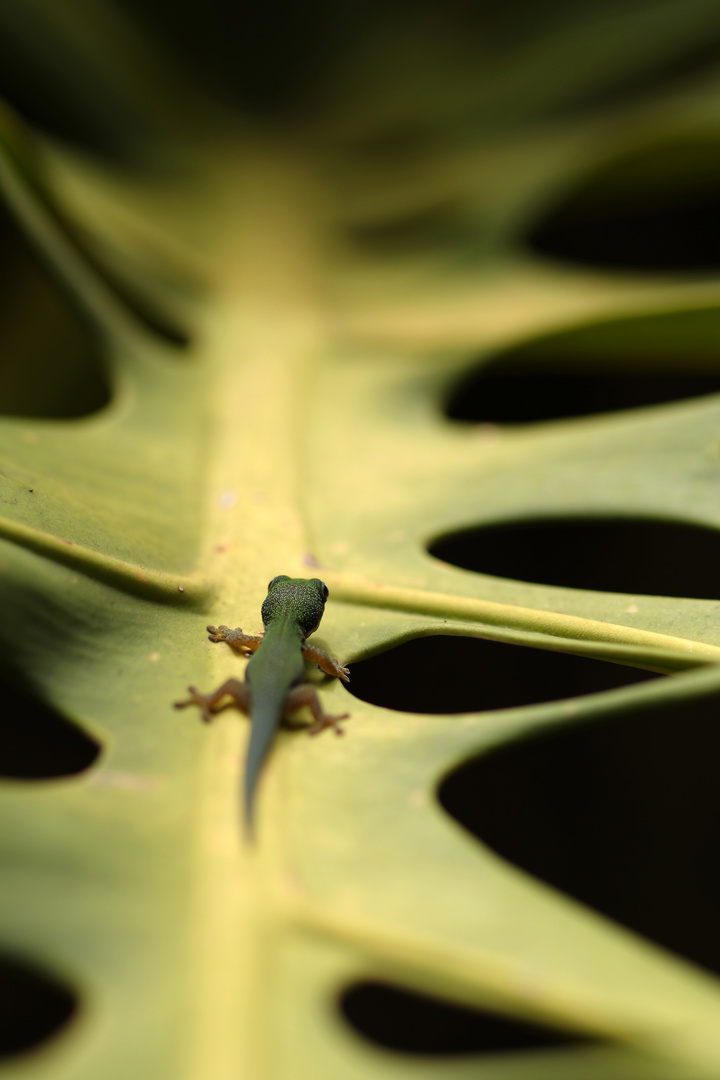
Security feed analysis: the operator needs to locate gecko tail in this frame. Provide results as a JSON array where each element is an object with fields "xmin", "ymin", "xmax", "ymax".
[
  {"xmin": 243, "ymin": 797, "xmax": 255, "ymax": 841},
  {"xmin": 243, "ymin": 689, "xmax": 285, "ymax": 841}
]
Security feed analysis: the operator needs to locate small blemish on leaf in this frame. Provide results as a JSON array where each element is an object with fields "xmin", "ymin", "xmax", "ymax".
[
  {"xmin": 147, "ymin": 652, "xmax": 160, "ymax": 662},
  {"xmin": 625, "ymin": 603, "xmax": 639, "ymax": 613},
  {"xmin": 473, "ymin": 422, "xmax": 500, "ymax": 439},
  {"xmin": 178, "ymin": 585, "xmax": 185, "ymax": 592},
  {"xmin": 219, "ymin": 491, "xmax": 238, "ymax": 509}
]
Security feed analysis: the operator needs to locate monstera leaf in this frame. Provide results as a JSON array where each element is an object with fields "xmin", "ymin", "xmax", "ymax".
[{"xmin": 2, "ymin": 2, "xmax": 720, "ymax": 1078}]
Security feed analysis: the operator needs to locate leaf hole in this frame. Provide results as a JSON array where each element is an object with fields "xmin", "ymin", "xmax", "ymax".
[
  {"xmin": 526, "ymin": 139, "xmax": 720, "ymax": 272},
  {"xmin": 0, "ymin": 204, "xmax": 110, "ymax": 418},
  {"xmin": 0, "ymin": 27, "xmax": 132, "ymax": 156},
  {"xmin": 438, "ymin": 684, "xmax": 720, "ymax": 975},
  {"xmin": 445, "ymin": 308, "xmax": 720, "ymax": 424},
  {"xmin": 446, "ymin": 359, "xmax": 720, "ymax": 424},
  {"xmin": 347, "ymin": 635, "xmax": 656, "ymax": 714},
  {"xmin": 0, "ymin": 953, "xmax": 77, "ymax": 1058},
  {"xmin": 117, "ymin": 0, "xmax": 355, "ymax": 113},
  {"xmin": 339, "ymin": 980, "xmax": 595, "ymax": 1055},
  {"xmin": 0, "ymin": 681, "xmax": 100, "ymax": 779},
  {"xmin": 428, "ymin": 516, "xmax": 720, "ymax": 599}
]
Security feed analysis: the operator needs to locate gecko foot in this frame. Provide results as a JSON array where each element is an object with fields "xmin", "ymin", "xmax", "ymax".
[
  {"xmin": 319, "ymin": 660, "xmax": 351, "ymax": 683},
  {"xmin": 307, "ymin": 711, "xmax": 349, "ymax": 737},
  {"xmin": 174, "ymin": 685, "xmax": 214, "ymax": 723}
]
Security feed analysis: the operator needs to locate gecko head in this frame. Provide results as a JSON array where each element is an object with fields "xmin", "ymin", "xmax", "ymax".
[{"xmin": 261, "ymin": 575, "xmax": 329, "ymax": 637}]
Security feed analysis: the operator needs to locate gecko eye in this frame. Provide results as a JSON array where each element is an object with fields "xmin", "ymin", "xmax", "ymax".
[
  {"xmin": 309, "ymin": 578, "xmax": 329, "ymax": 602},
  {"xmin": 267, "ymin": 574, "xmax": 290, "ymax": 591}
]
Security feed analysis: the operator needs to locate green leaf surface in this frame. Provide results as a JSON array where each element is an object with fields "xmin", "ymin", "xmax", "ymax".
[{"xmin": 2, "ymin": 2, "xmax": 720, "ymax": 1078}]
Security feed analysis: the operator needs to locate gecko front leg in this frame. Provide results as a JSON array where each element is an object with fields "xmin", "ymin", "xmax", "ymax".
[
  {"xmin": 207, "ymin": 625, "xmax": 263, "ymax": 653},
  {"xmin": 302, "ymin": 641, "xmax": 350, "ymax": 683}
]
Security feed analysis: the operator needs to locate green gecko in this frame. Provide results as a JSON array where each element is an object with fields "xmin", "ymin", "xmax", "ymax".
[{"xmin": 175, "ymin": 575, "xmax": 349, "ymax": 835}]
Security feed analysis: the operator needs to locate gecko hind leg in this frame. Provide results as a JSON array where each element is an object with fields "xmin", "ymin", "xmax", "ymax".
[
  {"xmin": 284, "ymin": 685, "xmax": 349, "ymax": 736},
  {"xmin": 207, "ymin": 625, "xmax": 263, "ymax": 653},
  {"xmin": 174, "ymin": 678, "xmax": 251, "ymax": 723}
]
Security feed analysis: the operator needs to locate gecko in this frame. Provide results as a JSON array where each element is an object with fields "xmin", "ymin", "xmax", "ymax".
[{"xmin": 175, "ymin": 575, "xmax": 350, "ymax": 835}]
